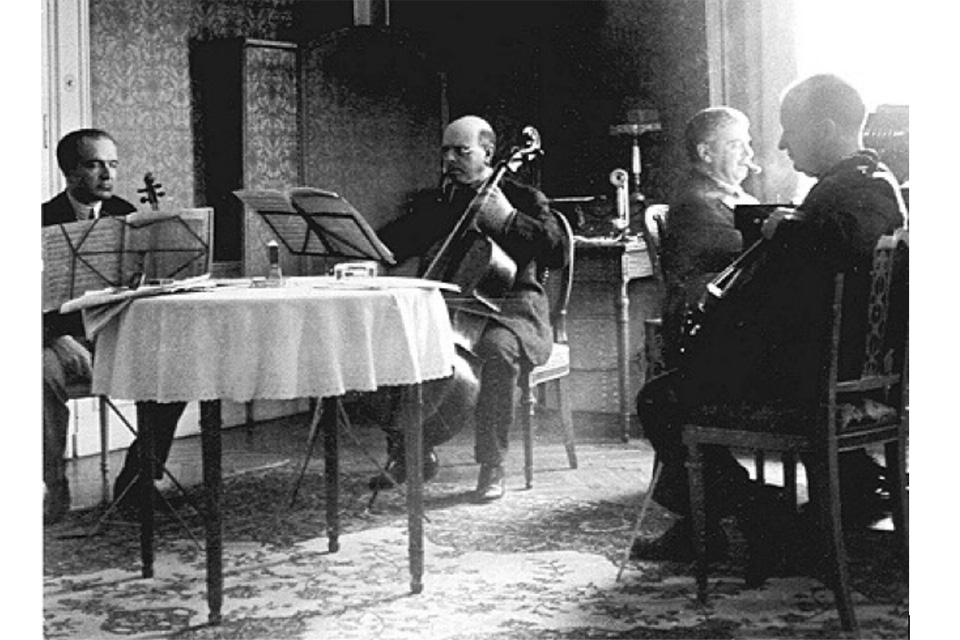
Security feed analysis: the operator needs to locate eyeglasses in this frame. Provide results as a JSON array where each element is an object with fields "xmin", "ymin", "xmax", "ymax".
[{"xmin": 441, "ymin": 145, "xmax": 476, "ymax": 158}]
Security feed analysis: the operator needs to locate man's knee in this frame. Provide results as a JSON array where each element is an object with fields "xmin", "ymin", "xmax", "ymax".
[{"xmin": 636, "ymin": 370, "xmax": 682, "ymax": 449}]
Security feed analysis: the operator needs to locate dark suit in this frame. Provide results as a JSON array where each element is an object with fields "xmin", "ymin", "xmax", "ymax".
[
  {"xmin": 42, "ymin": 192, "xmax": 185, "ymax": 500},
  {"xmin": 638, "ymin": 150, "xmax": 906, "ymax": 519},
  {"xmin": 377, "ymin": 177, "xmax": 568, "ymax": 464},
  {"xmin": 659, "ymin": 169, "xmax": 750, "ymax": 367}
]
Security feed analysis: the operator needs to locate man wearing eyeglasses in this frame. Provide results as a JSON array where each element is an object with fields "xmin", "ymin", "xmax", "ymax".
[{"xmin": 369, "ymin": 115, "xmax": 569, "ymax": 502}]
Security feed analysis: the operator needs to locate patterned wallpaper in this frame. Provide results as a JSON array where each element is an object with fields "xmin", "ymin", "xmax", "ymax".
[
  {"xmin": 301, "ymin": 27, "xmax": 441, "ymax": 231},
  {"xmin": 89, "ymin": 0, "xmax": 296, "ymax": 212}
]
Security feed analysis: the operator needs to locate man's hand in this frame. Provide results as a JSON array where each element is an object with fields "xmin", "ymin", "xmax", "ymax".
[
  {"xmin": 761, "ymin": 207, "xmax": 805, "ymax": 240},
  {"xmin": 475, "ymin": 185, "xmax": 516, "ymax": 236},
  {"xmin": 49, "ymin": 335, "xmax": 94, "ymax": 381}
]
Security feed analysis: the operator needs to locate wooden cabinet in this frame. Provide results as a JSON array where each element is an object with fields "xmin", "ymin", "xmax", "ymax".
[{"xmin": 190, "ymin": 38, "xmax": 303, "ymax": 277}]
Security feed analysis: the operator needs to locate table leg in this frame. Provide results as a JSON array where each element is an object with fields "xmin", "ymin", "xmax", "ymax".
[
  {"xmin": 199, "ymin": 399, "xmax": 223, "ymax": 625},
  {"xmin": 138, "ymin": 409, "xmax": 155, "ymax": 578},
  {"xmin": 322, "ymin": 396, "xmax": 340, "ymax": 553},
  {"xmin": 617, "ymin": 256, "xmax": 631, "ymax": 442},
  {"xmin": 403, "ymin": 383, "xmax": 424, "ymax": 594}
]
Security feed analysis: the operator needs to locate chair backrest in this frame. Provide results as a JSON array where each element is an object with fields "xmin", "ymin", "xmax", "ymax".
[
  {"xmin": 824, "ymin": 228, "xmax": 909, "ymax": 433},
  {"xmin": 540, "ymin": 209, "xmax": 576, "ymax": 344},
  {"xmin": 642, "ymin": 204, "xmax": 668, "ymax": 287}
]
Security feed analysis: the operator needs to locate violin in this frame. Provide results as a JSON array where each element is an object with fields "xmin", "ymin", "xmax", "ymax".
[
  {"xmin": 129, "ymin": 172, "xmax": 166, "ymax": 287},
  {"xmin": 680, "ymin": 237, "xmax": 772, "ymax": 360},
  {"xmin": 138, "ymin": 172, "xmax": 166, "ymax": 211}
]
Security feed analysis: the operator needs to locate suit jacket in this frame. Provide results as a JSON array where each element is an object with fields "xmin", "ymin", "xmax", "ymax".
[
  {"xmin": 377, "ymin": 177, "xmax": 569, "ymax": 366},
  {"xmin": 660, "ymin": 169, "xmax": 754, "ymax": 366},
  {"xmin": 42, "ymin": 191, "xmax": 138, "ymax": 342},
  {"xmin": 678, "ymin": 150, "xmax": 906, "ymax": 412}
]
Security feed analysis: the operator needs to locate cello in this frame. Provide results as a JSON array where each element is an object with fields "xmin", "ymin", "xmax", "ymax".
[{"xmin": 422, "ymin": 126, "xmax": 543, "ymax": 314}]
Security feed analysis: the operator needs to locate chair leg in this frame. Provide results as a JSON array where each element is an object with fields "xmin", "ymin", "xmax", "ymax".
[
  {"xmin": 885, "ymin": 439, "xmax": 909, "ymax": 565},
  {"xmin": 616, "ymin": 456, "xmax": 662, "ymax": 581},
  {"xmin": 754, "ymin": 450, "xmax": 766, "ymax": 484},
  {"xmin": 783, "ymin": 451, "xmax": 798, "ymax": 515},
  {"xmin": 97, "ymin": 398, "xmax": 111, "ymax": 505},
  {"xmin": 685, "ymin": 440, "xmax": 709, "ymax": 603},
  {"xmin": 520, "ymin": 377, "xmax": 535, "ymax": 490},
  {"xmin": 809, "ymin": 454, "xmax": 859, "ymax": 635},
  {"xmin": 555, "ymin": 377, "xmax": 578, "ymax": 469}
]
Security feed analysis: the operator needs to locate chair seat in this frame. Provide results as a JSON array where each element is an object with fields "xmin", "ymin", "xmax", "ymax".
[
  {"xmin": 529, "ymin": 343, "xmax": 569, "ymax": 387},
  {"xmin": 687, "ymin": 397, "xmax": 899, "ymax": 438},
  {"xmin": 65, "ymin": 380, "xmax": 95, "ymax": 401}
]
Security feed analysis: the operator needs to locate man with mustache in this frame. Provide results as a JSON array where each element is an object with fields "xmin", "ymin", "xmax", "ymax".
[
  {"xmin": 370, "ymin": 115, "xmax": 569, "ymax": 502},
  {"xmin": 658, "ymin": 106, "xmax": 762, "ymax": 369},
  {"xmin": 633, "ymin": 76, "xmax": 905, "ymax": 580}
]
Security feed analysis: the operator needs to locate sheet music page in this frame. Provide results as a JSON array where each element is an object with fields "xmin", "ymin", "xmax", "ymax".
[
  {"xmin": 233, "ymin": 189, "xmax": 298, "ymax": 214},
  {"xmin": 42, "ymin": 218, "xmax": 126, "ymax": 312},
  {"xmin": 288, "ymin": 187, "xmax": 396, "ymax": 264},
  {"xmin": 122, "ymin": 208, "xmax": 212, "ymax": 280}
]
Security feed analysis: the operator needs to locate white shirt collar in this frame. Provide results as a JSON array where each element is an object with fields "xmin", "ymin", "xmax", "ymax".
[{"xmin": 66, "ymin": 190, "xmax": 103, "ymax": 221}]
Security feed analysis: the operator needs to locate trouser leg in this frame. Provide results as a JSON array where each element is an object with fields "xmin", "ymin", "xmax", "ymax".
[
  {"xmin": 42, "ymin": 347, "xmax": 71, "ymax": 490},
  {"xmin": 383, "ymin": 346, "xmax": 480, "ymax": 455},
  {"xmin": 636, "ymin": 371, "xmax": 752, "ymax": 520},
  {"xmin": 473, "ymin": 325, "xmax": 522, "ymax": 467},
  {"xmin": 117, "ymin": 401, "xmax": 187, "ymax": 481}
]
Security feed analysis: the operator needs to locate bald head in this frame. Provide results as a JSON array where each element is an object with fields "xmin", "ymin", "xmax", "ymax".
[
  {"xmin": 441, "ymin": 115, "xmax": 497, "ymax": 186},
  {"xmin": 778, "ymin": 74, "xmax": 866, "ymax": 177}
]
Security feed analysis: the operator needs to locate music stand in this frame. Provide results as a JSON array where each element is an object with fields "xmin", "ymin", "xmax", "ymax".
[
  {"xmin": 233, "ymin": 187, "xmax": 395, "ymax": 265},
  {"xmin": 123, "ymin": 208, "xmax": 214, "ymax": 284},
  {"xmin": 43, "ymin": 217, "xmax": 127, "ymax": 313}
]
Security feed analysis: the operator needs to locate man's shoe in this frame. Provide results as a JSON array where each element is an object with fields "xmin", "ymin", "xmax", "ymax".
[
  {"xmin": 368, "ymin": 449, "xmax": 439, "ymax": 490},
  {"xmin": 44, "ymin": 481, "xmax": 70, "ymax": 526},
  {"xmin": 474, "ymin": 464, "xmax": 505, "ymax": 502},
  {"xmin": 113, "ymin": 471, "xmax": 165, "ymax": 518},
  {"xmin": 629, "ymin": 518, "xmax": 728, "ymax": 563}
]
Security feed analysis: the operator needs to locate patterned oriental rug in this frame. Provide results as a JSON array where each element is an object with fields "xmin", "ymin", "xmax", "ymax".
[{"xmin": 43, "ymin": 444, "xmax": 908, "ymax": 639}]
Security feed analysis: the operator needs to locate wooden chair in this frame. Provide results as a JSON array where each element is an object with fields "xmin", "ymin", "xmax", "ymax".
[
  {"xmin": 65, "ymin": 383, "xmax": 135, "ymax": 505},
  {"xmin": 519, "ymin": 209, "xmax": 578, "ymax": 488},
  {"xmin": 682, "ymin": 230, "xmax": 909, "ymax": 636},
  {"xmin": 641, "ymin": 204, "xmax": 669, "ymax": 382}
]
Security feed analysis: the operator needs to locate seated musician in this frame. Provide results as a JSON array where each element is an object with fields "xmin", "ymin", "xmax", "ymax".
[
  {"xmin": 42, "ymin": 129, "xmax": 186, "ymax": 524},
  {"xmin": 369, "ymin": 115, "xmax": 569, "ymax": 502},
  {"xmin": 659, "ymin": 106, "xmax": 761, "ymax": 368},
  {"xmin": 633, "ymin": 75, "xmax": 907, "ymax": 577}
]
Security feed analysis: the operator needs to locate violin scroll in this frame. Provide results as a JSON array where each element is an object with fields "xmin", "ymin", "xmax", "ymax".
[{"xmin": 138, "ymin": 172, "xmax": 165, "ymax": 211}]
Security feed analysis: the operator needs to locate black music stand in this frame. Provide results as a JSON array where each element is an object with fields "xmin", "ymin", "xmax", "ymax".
[
  {"xmin": 233, "ymin": 187, "xmax": 395, "ymax": 264},
  {"xmin": 43, "ymin": 217, "xmax": 127, "ymax": 313}
]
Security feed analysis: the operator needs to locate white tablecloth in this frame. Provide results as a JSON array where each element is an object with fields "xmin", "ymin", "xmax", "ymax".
[{"xmin": 91, "ymin": 277, "xmax": 456, "ymax": 403}]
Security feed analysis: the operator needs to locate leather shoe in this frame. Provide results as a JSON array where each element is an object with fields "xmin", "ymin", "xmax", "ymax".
[
  {"xmin": 113, "ymin": 471, "xmax": 165, "ymax": 518},
  {"xmin": 44, "ymin": 480, "xmax": 70, "ymax": 526},
  {"xmin": 629, "ymin": 518, "xmax": 728, "ymax": 563},
  {"xmin": 368, "ymin": 449, "xmax": 439, "ymax": 490},
  {"xmin": 474, "ymin": 464, "xmax": 505, "ymax": 502}
]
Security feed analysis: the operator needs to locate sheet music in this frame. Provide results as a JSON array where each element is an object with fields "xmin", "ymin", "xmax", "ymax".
[
  {"xmin": 234, "ymin": 187, "xmax": 396, "ymax": 264},
  {"xmin": 42, "ymin": 209, "xmax": 213, "ymax": 313},
  {"xmin": 42, "ymin": 217, "xmax": 126, "ymax": 312}
]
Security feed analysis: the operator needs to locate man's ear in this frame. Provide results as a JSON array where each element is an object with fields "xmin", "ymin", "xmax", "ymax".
[
  {"xmin": 696, "ymin": 142, "xmax": 712, "ymax": 164},
  {"xmin": 817, "ymin": 118, "xmax": 838, "ymax": 142}
]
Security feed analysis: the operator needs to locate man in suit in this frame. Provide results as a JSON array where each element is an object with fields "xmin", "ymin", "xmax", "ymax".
[
  {"xmin": 633, "ymin": 75, "xmax": 906, "ymax": 575},
  {"xmin": 370, "ymin": 115, "xmax": 569, "ymax": 501},
  {"xmin": 42, "ymin": 129, "xmax": 185, "ymax": 524},
  {"xmin": 659, "ymin": 106, "xmax": 761, "ymax": 368}
]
